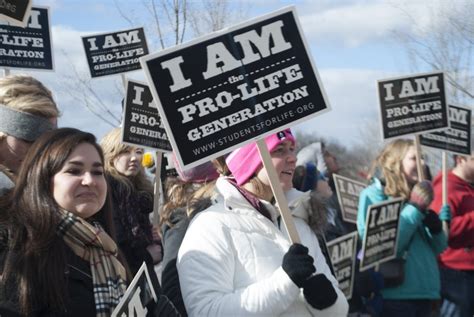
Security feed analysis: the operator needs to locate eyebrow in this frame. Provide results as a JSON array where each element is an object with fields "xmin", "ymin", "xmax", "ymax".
[{"xmin": 67, "ymin": 161, "xmax": 103, "ymax": 167}]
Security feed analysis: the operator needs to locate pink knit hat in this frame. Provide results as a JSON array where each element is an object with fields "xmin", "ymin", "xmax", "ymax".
[
  {"xmin": 226, "ymin": 129, "xmax": 296, "ymax": 186},
  {"xmin": 172, "ymin": 153, "xmax": 219, "ymax": 183}
]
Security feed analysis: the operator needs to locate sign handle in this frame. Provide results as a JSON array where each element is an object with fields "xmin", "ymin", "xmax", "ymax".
[
  {"xmin": 3, "ymin": 68, "xmax": 10, "ymax": 77},
  {"xmin": 415, "ymin": 136, "xmax": 425, "ymax": 181},
  {"xmin": 256, "ymin": 139, "xmax": 300, "ymax": 244},
  {"xmin": 120, "ymin": 73, "xmax": 127, "ymax": 91},
  {"xmin": 441, "ymin": 151, "xmax": 450, "ymax": 235},
  {"xmin": 152, "ymin": 151, "xmax": 162, "ymax": 226}
]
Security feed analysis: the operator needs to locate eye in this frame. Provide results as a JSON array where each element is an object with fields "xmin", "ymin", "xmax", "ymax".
[
  {"xmin": 65, "ymin": 168, "xmax": 81, "ymax": 175},
  {"xmin": 92, "ymin": 170, "xmax": 104, "ymax": 176}
]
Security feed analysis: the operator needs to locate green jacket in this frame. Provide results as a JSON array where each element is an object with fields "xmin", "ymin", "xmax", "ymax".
[{"xmin": 357, "ymin": 178, "xmax": 447, "ymax": 299}]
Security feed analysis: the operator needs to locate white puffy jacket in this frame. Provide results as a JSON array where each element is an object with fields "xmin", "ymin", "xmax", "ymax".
[{"xmin": 177, "ymin": 177, "xmax": 348, "ymax": 316}]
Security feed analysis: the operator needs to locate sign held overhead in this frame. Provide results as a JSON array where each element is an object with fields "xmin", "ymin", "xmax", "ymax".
[
  {"xmin": 0, "ymin": 6, "xmax": 53, "ymax": 70},
  {"xmin": 141, "ymin": 6, "xmax": 330, "ymax": 169},
  {"xmin": 82, "ymin": 27, "xmax": 149, "ymax": 78},
  {"xmin": 377, "ymin": 72, "xmax": 449, "ymax": 139}
]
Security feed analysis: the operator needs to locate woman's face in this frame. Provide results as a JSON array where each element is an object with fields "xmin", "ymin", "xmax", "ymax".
[
  {"xmin": 52, "ymin": 143, "xmax": 107, "ymax": 219},
  {"xmin": 0, "ymin": 135, "xmax": 32, "ymax": 174},
  {"xmin": 113, "ymin": 147, "xmax": 144, "ymax": 177},
  {"xmin": 402, "ymin": 145, "xmax": 419, "ymax": 185},
  {"xmin": 257, "ymin": 140, "xmax": 297, "ymax": 192}
]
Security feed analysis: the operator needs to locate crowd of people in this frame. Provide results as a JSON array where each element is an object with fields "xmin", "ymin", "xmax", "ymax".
[{"xmin": 0, "ymin": 74, "xmax": 472, "ymax": 317}]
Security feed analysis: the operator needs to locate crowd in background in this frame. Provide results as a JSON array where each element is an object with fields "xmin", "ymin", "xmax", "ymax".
[{"xmin": 0, "ymin": 75, "xmax": 472, "ymax": 316}]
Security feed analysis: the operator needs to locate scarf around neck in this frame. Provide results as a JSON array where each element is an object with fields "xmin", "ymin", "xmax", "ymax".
[{"xmin": 56, "ymin": 209, "xmax": 127, "ymax": 316}]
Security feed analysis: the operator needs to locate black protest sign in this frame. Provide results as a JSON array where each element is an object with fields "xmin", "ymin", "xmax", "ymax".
[
  {"xmin": 420, "ymin": 105, "xmax": 472, "ymax": 156},
  {"xmin": 141, "ymin": 7, "xmax": 330, "ymax": 169},
  {"xmin": 333, "ymin": 174, "xmax": 366, "ymax": 224},
  {"xmin": 377, "ymin": 72, "xmax": 448, "ymax": 139},
  {"xmin": 82, "ymin": 27, "xmax": 148, "ymax": 78},
  {"xmin": 0, "ymin": 0, "xmax": 31, "ymax": 27},
  {"xmin": 112, "ymin": 263, "xmax": 157, "ymax": 317},
  {"xmin": 360, "ymin": 198, "xmax": 402, "ymax": 272},
  {"xmin": 0, "ymin": 6, "xmax": 53, "ymax": 70},
  {"xmin": 327, "ymin": 231, "xmax": 358, "ymax": 300},
  {"xmin": 122, "ymin": 79, "xmax": 172, "ymax": 151}
]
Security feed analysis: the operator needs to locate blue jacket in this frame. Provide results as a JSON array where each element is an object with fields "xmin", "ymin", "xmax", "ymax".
[{"xmin": 357, "ymin": 178, "xmax": 447, "ymax": 300}]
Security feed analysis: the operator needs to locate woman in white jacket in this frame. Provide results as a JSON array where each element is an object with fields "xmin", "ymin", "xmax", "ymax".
[{"xmin": 177, "ymin": 129, "xmax": 348, "ymax": 316}]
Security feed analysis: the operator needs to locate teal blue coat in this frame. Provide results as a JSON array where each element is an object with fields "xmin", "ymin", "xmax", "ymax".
[{"xmin": 357, "ymin": 178, "xmax": 447, "ymax": 299}]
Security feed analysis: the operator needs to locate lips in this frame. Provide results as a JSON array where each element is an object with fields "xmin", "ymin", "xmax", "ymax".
[{"xmin": 77, "ymin": 191, "xmax": 97, "ymax": 199}]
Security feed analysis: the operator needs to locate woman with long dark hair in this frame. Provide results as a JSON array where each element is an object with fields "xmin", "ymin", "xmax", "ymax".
[{"xmin": 0, "ymin": 128, "xmax": 127, "ymax": 316}]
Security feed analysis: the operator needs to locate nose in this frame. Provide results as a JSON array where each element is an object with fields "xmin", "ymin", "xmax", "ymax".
[
  {"xmin": 81, "ymin": 172, "xmax": 96, "ymax": 186},
  {"xmin": 287, "ymin": 151, "xmax": 297, "ymax": 163}
]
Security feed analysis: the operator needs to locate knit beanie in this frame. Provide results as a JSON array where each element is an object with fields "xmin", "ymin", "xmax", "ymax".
[
  {"xmin": 172, "ymin": 154, "xmax": 219, "ymax": 183},
  {"xmin": 293, "ymin": 162, "xmax": 318, "ymax": 192},
  {"xmin": 226, "ymin": 129, "xmax": 296, "ymax": 186},
  {"xmin": 409, "ymin": 180, "xmax": 434, "ymax": 211}
]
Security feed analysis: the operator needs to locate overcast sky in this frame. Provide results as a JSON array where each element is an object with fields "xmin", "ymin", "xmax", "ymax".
[{"xmin": 2, "ymin": 0, "xmax": 470, "ymax": 148}]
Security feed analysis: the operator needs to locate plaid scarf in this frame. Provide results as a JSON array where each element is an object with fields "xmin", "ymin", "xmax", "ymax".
[{"xmin": 56, "ymin": 209, "xmax": 127, "ymax": 316}]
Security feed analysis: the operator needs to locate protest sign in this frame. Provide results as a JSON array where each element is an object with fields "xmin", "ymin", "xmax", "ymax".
[
  {"xmin": 377, "ymin": 72, "xmax": 448, "ymax": 140},
  {"xmin": 333, "ymin": 174, "xmax": 366, "ymax": 224},
  {"xmin": 122, "ymin": 79, "xmax": 172, "ymax": 151},
  {"xmin": 141, "ymin": 6, "xmax": 330, "ymax": 169},
  {"xmin": 0, "ymin": 0, "xmax": 31, "ymax": 27},
  {"xmin": 327, "ymin": 231, "xmax": 358, "ymax": 300},
  {"xmin": 420, "ymin": 105, "xmax": 472, "ymax": 156},
  {"xmin": 0, "ymin": 6, "xmax": 53, "ymax": 70},
  {"xmin": 360, "ymin": 198, "xmax": 403, "ymax": 271},
  {"xmin": 112, "ymin": 263, "xmax": 157, "ymax": 317},
  {"xmin": 82, "ymin": 27, "xmax": 148, "ymax": 78}
]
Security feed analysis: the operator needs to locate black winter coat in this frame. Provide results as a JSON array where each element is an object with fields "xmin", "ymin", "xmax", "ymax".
[{"xmin": 0, "ymin": 245, "xmax": 96, "ymax": 316}]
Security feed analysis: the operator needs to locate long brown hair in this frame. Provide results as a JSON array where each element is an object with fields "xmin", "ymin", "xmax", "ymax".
[
  {"xmin": 1, "ymin": 128, "xmax": 117, "ymax": 315},
  {"xmin": 368, "ymin": 138, "xmax": 414, "ymax": 200}
]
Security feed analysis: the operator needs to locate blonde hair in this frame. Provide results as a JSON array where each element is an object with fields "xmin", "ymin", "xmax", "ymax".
[
  {"xmin": 100, "ymin": 127, "xmax": 152, "ymax": 193},
  {"xmin": 0, "ymin": 75, "xmax": 59, "ymax": 140},
  {"xmin": 369, "ymin": 139, "xmax": 414, "ymax": 200}
]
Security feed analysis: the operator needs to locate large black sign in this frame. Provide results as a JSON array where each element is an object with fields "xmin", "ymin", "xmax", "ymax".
[
  {"xmin": 333, "ymin": 174, "xmax": 366, "ymax": 224},
  {"xmin": 122, "ymin": 80, "xmax": 172, "ymax": 151},
  {"xmin": 0, "ymin": 6, "xmax": 53, "ymax": 70},
  {"xmin": 327, "ymin": 231, "xmax": 358, "ymax": 300},
  {"xmin": 377, "ymin": 72, "xmax": 448, "ymax": 139},
  {"xmin": 0, "ymin": 0, "xmax": 31, "ymax": 27},
  {"xmin": 360, "ymin": 198, "xmax": 402, "ymax": 271},
  {"xmin": 82, "ymin": 27, "xmax": 148, "ymax": 78},
  {"xmin": 112, "ymin": 263, "xmax": 157, "ymax": 317},
  {"xmin": 141, "ymin": 7, "xmax": 330, "ymax": 169},
  {"xmin": 420, "ymin": 105, "xmax": 472, "ymax": 156}
]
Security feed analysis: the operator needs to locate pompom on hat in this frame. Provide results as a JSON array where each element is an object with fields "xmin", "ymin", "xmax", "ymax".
[
  {"xmin": 409, "ymin": 180, "xmax": 434, "ymax": 211},
  {"xmin": 226, "ymin": 129, "xmax": 296, "ymax": 186}
]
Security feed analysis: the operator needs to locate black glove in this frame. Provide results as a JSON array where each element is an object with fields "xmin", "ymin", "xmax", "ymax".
[
  {"xmin": 302, "ymin": 274, "xmax": 338, "ymax": 310},
  {"xmin": 423, "ymin": 209, "xmax": 442, "ymax": 234},
  {"xmin": 282, "ymin": 244, "xmax": 315, "ymax": 287}
]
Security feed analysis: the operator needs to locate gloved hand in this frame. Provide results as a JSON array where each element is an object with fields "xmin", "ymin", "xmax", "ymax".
[
  {"xmin": 409, "ymin": 180, "xmax": 434, "ymax": 211},
  {"xmin": 302, "ymin": 274, "xmax": 338, "ymax": 310},
  {"xmin": 439, "ymin": 204, "xmax": 452, "ymax": 222},
  {"xmin": 423, "ymin": 209, "xmax": 442, "ymax": 234},
  {"xmin": 282, "ymin": 244, "xmax": 315, "ymax": 287}
]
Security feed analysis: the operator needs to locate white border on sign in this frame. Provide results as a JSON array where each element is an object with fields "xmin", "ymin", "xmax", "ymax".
[
  {"xmin": 376, "ymin": 71, "xmax": 450, "ymax": 141},
  {"xmin": 81, "ymin": 26, "xmax": 149, "ymax": 79},
  {"xmin": 420, "ymin": 104, "xmax": 472, "ymax": 156},
  {"xmin": 327, "ymin": 231, "xmax": 358, "ymax": 301},
  {"xmin": 140, "ymin": 5, "xmax": 332, "ymax": 170},
  {"xmin": 333, "ymin": 173, "xmax": 367, "ymax": 224},
  {"xmin": 0, "ymin": 0, "xmax": 33, "ymax": 28},
  {"xmin": 0, "ymin": 6, "xmax": 55, "ymax": 72},
  {"xmin": 359, "ymin": 197, "xmax": 403, "ymax": 272},
  {"xmin": 111, "ymin": 262, "xmax": 158, "ymax": 317},
  {"xmin": 120, "ymin": 78, "xmax": 172, "ymax": 152}
]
